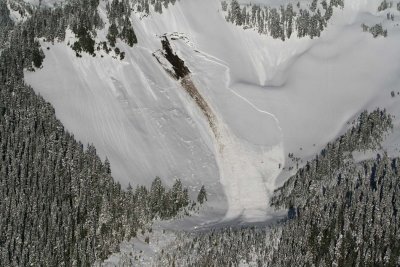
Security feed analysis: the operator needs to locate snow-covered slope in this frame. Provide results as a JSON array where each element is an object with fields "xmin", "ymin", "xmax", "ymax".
[{"xmin": 24, "ymin": 0, "xmax": 400, "ymax": 222}]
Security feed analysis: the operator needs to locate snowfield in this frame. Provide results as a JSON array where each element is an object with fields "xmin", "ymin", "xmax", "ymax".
[{"xmin": 24, "ymin": 0, "xmax": 400, "ymax": 224}]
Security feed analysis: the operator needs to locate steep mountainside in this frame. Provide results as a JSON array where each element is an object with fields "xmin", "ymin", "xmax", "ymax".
[
  {"xmin": 2, "ymin": 0, "xmax": 400, "ymax": 265},
  {"xmin": 21, "ymin": 0, "xmax": 400, "ymax": 222}
]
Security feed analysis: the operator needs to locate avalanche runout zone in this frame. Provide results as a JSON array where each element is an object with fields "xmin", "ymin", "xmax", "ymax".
[{"xmin": 155, "ymin": 37, "xmax": 283, "ymax": 221}]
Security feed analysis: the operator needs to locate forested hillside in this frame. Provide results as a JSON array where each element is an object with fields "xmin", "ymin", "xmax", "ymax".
[
  {"xmin": 222, "ymin": 0, "xmax": 344, "ymax": 40},
  {"xmin": 0, "ymin": 1, "xmax": 203, "ymax": 266}
]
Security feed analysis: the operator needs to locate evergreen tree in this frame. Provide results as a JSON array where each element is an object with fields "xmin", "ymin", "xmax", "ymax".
[
  {"xmin": 107, "ymin": 23, "xmax": 119, "ymax": 47},
  {"xmin": 230, "ymin": 0, "xmax": 242, "ymax": 25},
  {"xmin": 150, "ymin": 177, "xmax": 165, "ymax": 216},
  {"xmin": 197, "ymin": 185, "xmax": 207, "ymax": 204}
]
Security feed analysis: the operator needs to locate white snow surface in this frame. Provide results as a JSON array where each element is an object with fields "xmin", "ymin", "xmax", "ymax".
[{"xmin": 24, "ymin": 0, "xmax": 400, "ymax": 223}]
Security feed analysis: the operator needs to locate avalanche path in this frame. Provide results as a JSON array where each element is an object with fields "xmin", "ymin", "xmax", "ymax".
[{"xmin": 170, "ymin": 39, "xmax": 285, "ymax": 221}]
